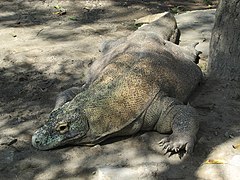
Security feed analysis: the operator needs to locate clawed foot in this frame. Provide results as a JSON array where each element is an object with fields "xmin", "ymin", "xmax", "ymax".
[{"xmin": 159, "ymin": 134, "xmax": 196, "ymax": 159}]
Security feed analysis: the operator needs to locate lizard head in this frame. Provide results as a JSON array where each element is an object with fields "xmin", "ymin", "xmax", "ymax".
[{"xmin": 32, "ymin": 105, "xmax": 89, "ymax": 150}]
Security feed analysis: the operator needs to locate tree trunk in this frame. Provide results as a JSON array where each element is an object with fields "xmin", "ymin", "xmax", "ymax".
[{"xmin": 207, "ymin": 0, "xmax": 240, "ymax": 80}]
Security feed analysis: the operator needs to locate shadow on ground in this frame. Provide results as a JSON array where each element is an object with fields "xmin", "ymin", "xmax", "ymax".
[{"xmin": 0, "ymin": 0, "xmax": 218, "ymax": 27}]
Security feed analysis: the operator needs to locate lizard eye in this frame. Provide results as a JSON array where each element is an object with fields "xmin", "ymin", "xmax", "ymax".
[{"xmin": 56, "ymin": 122, "xmax": 69, "ymax": 134}]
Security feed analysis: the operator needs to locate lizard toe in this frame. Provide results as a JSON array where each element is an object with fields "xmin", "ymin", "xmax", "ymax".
[
  {"xmin": 159, "ymin": 137, "xmax": 169, "ymax": 145},
  {"xmin": 159, "ymin": 133, "xmax": 196, "ymax": 157}
]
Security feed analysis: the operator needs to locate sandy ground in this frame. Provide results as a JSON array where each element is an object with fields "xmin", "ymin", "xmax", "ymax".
[{"xmin": 1, "ymin": 1, "xmax": 240, "ymax": 179}]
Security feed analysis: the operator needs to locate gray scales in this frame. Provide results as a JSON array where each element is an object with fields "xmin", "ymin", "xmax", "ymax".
[{"xmin": 32, "ymin": 12, "xmax": 202, "ymax": 157}]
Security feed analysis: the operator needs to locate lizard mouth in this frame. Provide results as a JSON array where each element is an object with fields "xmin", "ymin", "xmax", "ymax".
[
  {"xmin": 32, "ymin": 132, "xmax": 50, "ymax": 150},
  {"xmin": 31, "ymin": 127, "xmax": 65, "ymax": 150},
  {"xmin": 32, "ymin": 128, "xmax": 88, "ymax": 150}
]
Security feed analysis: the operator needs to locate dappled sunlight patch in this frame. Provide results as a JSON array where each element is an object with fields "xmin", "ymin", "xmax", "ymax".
[
  {"xmin": 93, "ymin": 164, "xmax": 168, "ymax": 179},
  {"xmin": 196, "ymin": 137, "xmax": 240, "ymax": 179},
  {"xmin": 34, "ymin": 164, "xmax": 62, "ymax": 180}
]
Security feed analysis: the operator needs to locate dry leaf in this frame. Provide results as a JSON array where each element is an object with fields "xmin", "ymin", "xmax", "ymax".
[
  {"xmin": 232, "ymin": 144, "xmax": 240, "ymax": 150},
  {"xmin": 204, "ymin": 159, "xmax": 226, "ymax": 164}
]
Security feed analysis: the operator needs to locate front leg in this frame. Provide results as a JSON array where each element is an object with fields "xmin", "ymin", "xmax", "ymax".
[
  {"xmin": 156, "ymin": 97, "xmax": 199, "ymax": 157},
  {"xmin": 54, "ymin": 85, "xmax": 86, "ymax": 110}
]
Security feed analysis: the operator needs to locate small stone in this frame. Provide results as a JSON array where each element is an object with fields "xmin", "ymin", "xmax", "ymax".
[
  {"xmin": 229, "ymin": 134, "xmax": 235, "ymax": 138},
  {"xmin": 11, "ymin": 117, "xmax": 25, "ymax": 125},
  {"xmin": 182, "ymin": 165, "xmax": 186, "ymax": 169},
  {"xmin": 92, "ymin": 144, "xmax": 101, "ymax": 148},
  {"xmin": 91, "ymin": 144, "xmax": 102, "ymax": 152},
  {"xmin": 224, "ymin": 132, "xmax": 229, "ymax": 138},
  {"xmin": 225, "ymin": 131, "xmax": 234, "ymax": 138}
]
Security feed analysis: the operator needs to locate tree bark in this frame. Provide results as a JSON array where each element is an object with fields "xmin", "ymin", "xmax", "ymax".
[{"xmin": 207, "ymin": 0, "xmax": 240, "ymax": 80}]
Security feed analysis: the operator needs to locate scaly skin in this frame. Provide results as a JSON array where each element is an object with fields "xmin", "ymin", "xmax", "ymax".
[{"xmin": 32, "ymin": 13, "xmax": 202, "ymax": 156}]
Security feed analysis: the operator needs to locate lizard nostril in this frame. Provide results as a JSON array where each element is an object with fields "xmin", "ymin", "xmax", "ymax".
[
  {"xmin": 32, "ymin": 135, "xmax": 41, "ymax": 147},
  {"xmin": 35, "ymin": 138, "xmax": 40, "ymax": 144}
]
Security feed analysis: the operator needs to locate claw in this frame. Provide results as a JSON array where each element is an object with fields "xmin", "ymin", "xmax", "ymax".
[
  {"xmin": 167, "ymin": 151, "xmax": 175, "ymax": 157},
  {"xmin": 163, "ymin": 141, "xmax": 171, "ymax": 149},
  {"xmin": 158, "ymin": 134, "xmax": 195, "ymax": 158},
  {"xmin": 174, "ymin": 147, "xmax": 179, "ymax": 152},
  {"xmin": 164, "ymin": 146, "xmax": 170, "ymax": 153},
  {"xmin": 164, "ymin": 146, "xmax": 172, "ymax": 155},
  {"xmin": 159, "ymin": 137, "xmax": 168, "ymax": 145},
  {"xmin": 159, "ymin": 141, "xmax": 164, "ymax": 145},
  {"xmin": 169, "ymin": 152, "xmax": 175, "ymax": 157},
  {"xmin": 163, "ymin": 144, "xmax": 168, "ymax": 150},
  {"xmin": 164, "ymin": 150, "xmax": 169, "ymax": 155}
]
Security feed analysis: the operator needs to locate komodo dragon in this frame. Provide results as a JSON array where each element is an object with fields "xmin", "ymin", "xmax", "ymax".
[{"xmin": 32, "ymin": 12, "xmax": 202, "ymax": 156}]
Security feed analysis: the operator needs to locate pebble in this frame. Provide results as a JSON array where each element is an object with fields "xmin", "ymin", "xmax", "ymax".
[{"xmin": 225, "ymin": 131, "xmax": 235, "ymax": 138}]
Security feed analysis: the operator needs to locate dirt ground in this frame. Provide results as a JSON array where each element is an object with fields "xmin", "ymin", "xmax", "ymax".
[{"xmin": 1, "ymin": 0, "xmax": 240, "ymax": 179}]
